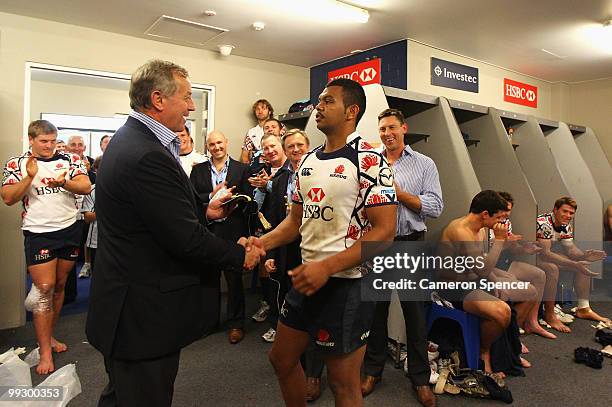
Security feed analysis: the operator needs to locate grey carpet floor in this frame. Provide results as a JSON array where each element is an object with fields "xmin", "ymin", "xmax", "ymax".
[{"xmin": 1, "ymin": 297, "xmax": 611, "ymax": 406}]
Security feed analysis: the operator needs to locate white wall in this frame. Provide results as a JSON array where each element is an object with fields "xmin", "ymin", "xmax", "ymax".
[
  {"xmin": 567, "ymin": 78, "xmax": 612, "ymax": 165},
  {"xmin": 0, "ymin": 11, "xmax": 308, "ymax": 328},
  {"xmin": 407, "ymin": 40, "xmax": 553, "ymax": 118}
]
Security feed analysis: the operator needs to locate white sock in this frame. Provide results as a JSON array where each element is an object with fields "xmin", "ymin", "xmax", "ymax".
[{"xmin": 577, "ymin": 299, "xmax": 590, "ymax": 309}]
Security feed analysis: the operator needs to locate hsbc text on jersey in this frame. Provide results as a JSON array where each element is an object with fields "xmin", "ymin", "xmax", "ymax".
[{"xmin": 303, "ymin": 204, "xmax": 334, "ymax": 221}]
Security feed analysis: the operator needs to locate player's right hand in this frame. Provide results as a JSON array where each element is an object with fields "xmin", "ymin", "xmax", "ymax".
[
  {"xmin": 25, "ymin": 156, "xmax": 38, "ymax": 178},
  {"xmin": 575, "ymin": 260, "xmax": 600, "ymax": 277}
]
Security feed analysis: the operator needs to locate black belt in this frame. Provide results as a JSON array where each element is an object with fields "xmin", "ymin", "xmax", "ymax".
[{"xmin": 394, "ymin": 231, "xmax": 425, "ymax": 241}]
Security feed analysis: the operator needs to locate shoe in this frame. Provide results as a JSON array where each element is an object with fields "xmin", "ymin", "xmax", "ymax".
[
  {"xmin": 574, "ymin": 347, "xmax": 603, "ymax": 369},
  {"xmin": 360, "ymin": 375, "xmax": 381, "ymax": 397},
  {"xmin": 78, "ymin": 263, "xmax": 91, "ymax": 278},
  {"xmin": 595, "ymin": 329, "xmax": 612, "ymax": 347},
  {"xmin": 554, "ymin": 304, "xmax": 574, "ymax": 324},
  {"xmin": 427, "ymin": 341, "xmax": 439, "ymax": 361},
  {"xmin": 251, "ymin": 301, "xmax": 270, "ymax": 322},
  {"xmin": 262, "ymin": 328, "xmax": 276, "ymax": 343},
  {"xmin": 228, "ymin": 328, "xmax": 244, "ymax": 344},
  {"xmin": 305, "ymin": 377, "xmax": 321, "ymax": 402},
  {"xmin": 414, "ymin": 384, "xmax": 436, "ymax": 407}
]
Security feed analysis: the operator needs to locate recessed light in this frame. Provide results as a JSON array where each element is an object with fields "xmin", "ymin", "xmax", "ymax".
[
  {"xmin": 204, "ymin": 10, "xmax": 217, "ymax": 17},
  {"xmin": 252, "ymin": 21, "xmax": 265, "ymax": 31}
]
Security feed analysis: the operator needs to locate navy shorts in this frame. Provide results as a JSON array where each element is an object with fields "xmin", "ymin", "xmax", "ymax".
[
  {"xmin": 280, "ymin": 277, "xmax": 375, "ymax": 355},
  {"xmin": 23, "ymin": 222, "xmax": 82, "ymax": 266}
]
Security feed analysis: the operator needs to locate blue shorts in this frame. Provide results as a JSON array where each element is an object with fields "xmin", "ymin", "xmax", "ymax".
[{"xmin": 280, "ymin": 277, "xmax": 375, "ymax": 355}]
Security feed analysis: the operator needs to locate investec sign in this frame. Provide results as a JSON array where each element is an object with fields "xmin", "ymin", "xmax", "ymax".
[
  {"xmin": 327, "ymin": 59, "xmax": 381, "ymax": 86},
  {"xmin": 504, "ymin": 78, "xmax": 538, "ymax": 108},
  {"xmin": 431, "ymin": 57, "xmax": 479, "ymax": 93}
]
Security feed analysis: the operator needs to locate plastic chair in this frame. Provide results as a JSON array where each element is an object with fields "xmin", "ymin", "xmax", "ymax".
[{"xmin": 426, "ymin": 302, "xmax": 481, "ymax": 370}]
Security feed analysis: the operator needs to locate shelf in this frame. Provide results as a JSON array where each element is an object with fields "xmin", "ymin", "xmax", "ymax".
[
  {"xmin": 448, "ymin": 99, "xmax": 488, "ymax": 124},
  {"xmin": 464, "ymin": 139, "xmax": 480, "ymax": 147},
  {"xmin": 404, "ymin": 133, "xmax": 429, "ymax": 145},
  {"xmin": 499, "ymin": 111, "xmax": 528, "ymax": 129},
  {"xmin": 537, "ymin": 117, "xmax": 559, "ymax": 134},
  {"xmin": 278, "ymin": 110, "xmax": 312, "ymax": 130},
  {"xmin": 568, "ymin": 123, "xmax": 586, "ymax": 136},
  {"xmin": 382, "ymin": 86, "xmax": 438, "ymax": 118}
]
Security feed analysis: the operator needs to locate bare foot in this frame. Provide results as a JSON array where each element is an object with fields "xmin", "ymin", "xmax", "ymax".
[
  {"xmin": 36, "ymin": 354, "xmax": 55, "ymax": 375},
  {"xmin": 521, "ymin": 342, "xmax": 529, "ymax": 354},
  {"xmin": 520, "ymin": 357, "xmax": 532, "ymax": 368},
  {"xmin": 51, "ymin": 337, "xmax": 67, "ymax": 353},
  {"xmin": 489, "ymin": 371, "xmax": 506, "ymax": 379},
  {"xmin": 574, "ymin": 307, "xmax": 611, "ymax": 324},
  {"xmin": 544, "ymin": 315, "xmax": 571, "ymax": 333},
  {"xmin": 524, "ymin": 322, "xmax": 557, "ymax": 339},
  {"xmin": 482, "ymin": 351, "xmax": 506, "ymax": 379}
]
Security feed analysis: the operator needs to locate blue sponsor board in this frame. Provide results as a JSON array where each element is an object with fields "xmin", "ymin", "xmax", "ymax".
[{"xmin": 431, "ymin": 57, "xmax": 479, "ymax": 93}]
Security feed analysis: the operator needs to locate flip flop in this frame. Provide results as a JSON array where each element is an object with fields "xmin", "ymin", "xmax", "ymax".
[{"xmin": 601, "ymin": 345, "xmax": 612, "ymax": 359}]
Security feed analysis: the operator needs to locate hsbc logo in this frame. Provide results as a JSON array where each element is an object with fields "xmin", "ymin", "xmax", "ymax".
[
  {"xmin": 328, "ymin": 59, "xmax": 381, "ymax": 86},
  {"xmin": 360, "ymin": 68, "xmax": 377, "ymax": 82},
  {"xmin": 307, "ymin": 187, "xmax": 325, "ymax": 203},
  {"xmin": 504, "ymin": 78, "xmax": 537, "ymax": 108}
]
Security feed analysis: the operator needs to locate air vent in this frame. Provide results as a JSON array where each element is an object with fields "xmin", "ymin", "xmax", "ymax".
[{"xmin": 145, "ymin": 15, "xmax": 228, "ymax": 47}]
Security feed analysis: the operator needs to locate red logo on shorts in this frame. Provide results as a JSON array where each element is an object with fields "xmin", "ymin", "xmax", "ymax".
[
  {"xmin": 317, "ymin": 329, "xmax": 330, "ymax": 342},
  {"xmin": 39, "ymin": 249, "xmax": 49, "ymax": 255},
  {"xmin": 70, "ymin": 248, "xmax": 80, "ymax": 257}
]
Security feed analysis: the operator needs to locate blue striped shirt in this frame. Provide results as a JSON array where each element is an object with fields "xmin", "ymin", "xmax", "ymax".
[
  {"xmin": 385, "ymin": 145, "xmax": 443, "ymax": 235},
  {"xmin": 129, "ymin": 110, "xmax": 181, "ymax": 162}
]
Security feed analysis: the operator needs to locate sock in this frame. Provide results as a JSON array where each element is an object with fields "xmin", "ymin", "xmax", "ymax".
[{"xmin": 577, "ymin": 299, "xmax": 590, "ymax": 309}]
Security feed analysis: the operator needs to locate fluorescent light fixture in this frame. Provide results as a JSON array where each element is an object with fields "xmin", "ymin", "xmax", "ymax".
[
  {"xmin": 581, "ymin": 20, "xmax": 612, "ymax": 53},
  {"xmin": 255, "ymin": 1, "xmax": 369, "ymax": 23},
  {"xmin": 331, "ymin": 1, "xmax": 370, "ymax": 23}
]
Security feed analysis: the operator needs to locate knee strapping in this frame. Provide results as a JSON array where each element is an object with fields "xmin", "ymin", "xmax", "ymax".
[{"xmin": 24, "ymin": 283, "xmax": 54, "ymax": 313}]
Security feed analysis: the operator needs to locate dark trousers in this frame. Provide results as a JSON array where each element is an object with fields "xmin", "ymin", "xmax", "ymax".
[
  {"xmin": 364, "ymin": 300, "xmax": 430, "ymax": 386},
  {"xmin": 98, "ymin": 351, "xmax": 180, "ymax": 407},
  {"xmin": 90, "ymin": 247, "xmax": 97, "ymax": 274},
  {"xmin": 223, "ymin": 269, "xmax": 245, "ymax": 329},
  {"xmin": 363, "ymin": 231, "xmax": 430, "ymax": 386}
]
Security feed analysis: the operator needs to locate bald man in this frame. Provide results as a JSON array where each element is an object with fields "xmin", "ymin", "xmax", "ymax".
[{"xmin": 190, "ymin": 131, "xmax": 254, "ymax": 344}]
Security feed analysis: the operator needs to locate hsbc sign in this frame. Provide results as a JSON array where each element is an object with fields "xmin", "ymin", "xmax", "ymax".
[
  {"xmin": 327, "ymin": 59, "xmax": 381, "ymax": 86},
  {"xmin": 504, "ymin": 78, "xmax": 538, "ymax": 108}
]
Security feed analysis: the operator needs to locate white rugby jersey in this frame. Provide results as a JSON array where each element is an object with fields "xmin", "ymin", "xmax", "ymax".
[
  {"xmin": 536, "ymin": 212, "xmax": 573, "ymax": 244},
  {"xmin": 242, "ymin": 125, "xmax": 264, "ymax": 152},
  {"xmin": 293, "ymin": 132, "xmax": 397, "ymax": 278},
  {"xmin": 2, "ymin": 151, "xmax": 88, "ymax": 233},
  {"xmin": 179, "ymin": 150, "xmax": 208, "ymax": 177}
]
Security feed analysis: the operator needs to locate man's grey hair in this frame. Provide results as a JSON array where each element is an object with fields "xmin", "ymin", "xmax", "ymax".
[
  {"xmin": 67, "ymin": 135, "xmax": 84, "ymax": 145},
  {"xmin": 129, "ymin": 60, "xmax": 189, "ymax": 111}
]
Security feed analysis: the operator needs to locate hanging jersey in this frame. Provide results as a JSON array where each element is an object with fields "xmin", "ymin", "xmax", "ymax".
[
  {"xmin": 536, "ymin": 212, "xmax": 573, "ymax": 244},
  {"xmin": 179, "ymin": 150, "xmax": 208, "ymax": 177},
  {"xmin": 293, "ymin": 132, "xmax": 397, "ymax": 278},
  {"xmin": 242, "ymin": 125, "xmax": 264, "ymax": 152},
  {"xmin": 2, "ymin": 151, "xmax": 88, "ymax": 233}
]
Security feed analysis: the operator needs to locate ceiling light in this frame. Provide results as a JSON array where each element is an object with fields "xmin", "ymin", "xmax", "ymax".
[
  {"xmin": 581, "ymin": 20, "xmax": 612, "ymax": 53},
  {"xmin": 218, "ymin": 44, "xmax": 234, "ymax": 56},
  {"xmin": 254, "ymin": 1, "xmax": 369, "ymax": 24},
  {"xmin": 252, "ymin": 21, "xmax": 265, "ymax": 31},
  {"xmin": 203, "ymin": 10, "xmax": 216, "ymax": 16}
]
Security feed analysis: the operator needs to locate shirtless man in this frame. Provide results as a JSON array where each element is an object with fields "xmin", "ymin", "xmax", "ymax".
[
  {"xmin": 536, "ymin": 197, "xmax": 608, "ymax": 332},
  {"xmin": 440, "ymin": 190, "xmax": 539, "ymax": 375},
  {"xmin": 491, "ymin": 192, "xmax": 554, "ymax": 340}
]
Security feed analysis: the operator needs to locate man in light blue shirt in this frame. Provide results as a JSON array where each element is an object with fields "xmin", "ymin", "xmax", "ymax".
[{"xmin": 362, "ymin": 108, "xmax": 442, "ymax": 407}]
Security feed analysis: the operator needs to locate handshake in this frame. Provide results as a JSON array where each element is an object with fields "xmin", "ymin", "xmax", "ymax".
[{"xmin": 237, "ymin": 236, "xmax": 266, "ymax": 270}]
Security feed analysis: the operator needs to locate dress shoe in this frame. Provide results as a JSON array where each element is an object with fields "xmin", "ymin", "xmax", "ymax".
[
  {"xmin": 305, "ymin": 377, "xmax": 321, "ymax": 402},
  {"xmin": 414, "ymin": 384, "xmax": 436, "ymax": 407},
  {"xmin": 228, "ymin": 328, "xmax": 244, "ymax": 344},
  {"xmin": 360, "ymin": 375, "xmax": 381, "ymax": 397}
]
